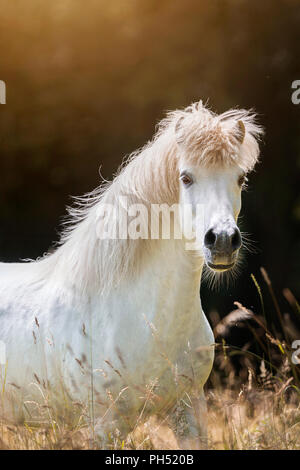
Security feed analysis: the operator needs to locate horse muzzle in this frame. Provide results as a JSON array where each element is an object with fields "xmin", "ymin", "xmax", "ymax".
[{"xmin": 203, "ymin": 227, "xmax": 242, "ymax": 271}]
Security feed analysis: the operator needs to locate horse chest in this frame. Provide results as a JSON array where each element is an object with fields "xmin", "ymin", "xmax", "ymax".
[{"xmin": 91, "ymin": 270, "xmax": 214, "ymax": 411}]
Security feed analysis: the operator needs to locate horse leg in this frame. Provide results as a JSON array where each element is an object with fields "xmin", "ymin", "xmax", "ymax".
[{"xmin": 168, "ymin": 389, "xmax": 208, "ymax": 450}]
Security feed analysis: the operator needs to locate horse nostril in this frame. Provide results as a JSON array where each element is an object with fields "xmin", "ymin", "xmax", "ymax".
[
  {"xmin": 204, "ymin": 228, "xmax": 217, "ymax": 248},
  {"xmin": 231, "ymin": 228, "xmax": 242, "ymax": 251}
]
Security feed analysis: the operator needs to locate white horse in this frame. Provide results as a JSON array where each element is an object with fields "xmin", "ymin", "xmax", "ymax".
[{"xmin": 0, "ymin": 101, "xmax": 262, "ymax": 448}]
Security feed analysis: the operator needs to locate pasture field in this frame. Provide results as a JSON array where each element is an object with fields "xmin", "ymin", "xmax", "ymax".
[{"xmin": 0, "ymin": 268, "xmax": 299, "ymax": 450}]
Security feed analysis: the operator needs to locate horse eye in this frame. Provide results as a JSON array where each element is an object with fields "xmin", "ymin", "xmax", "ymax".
[
  {"xmin": 238, "ymin": 174, "xmax": 247, "ymax": 187},
  {"xmin": 180, "ymin": 173, "xmax": 193, "ymax": 186}
]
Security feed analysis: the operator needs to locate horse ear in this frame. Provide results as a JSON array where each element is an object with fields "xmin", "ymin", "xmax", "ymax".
[{"xmin": 236, "ymin": 120, "xmax": 246, "ymax": 144}]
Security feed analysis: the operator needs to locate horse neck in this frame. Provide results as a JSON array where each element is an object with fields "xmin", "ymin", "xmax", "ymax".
[
  {"xmin": 46, "ymin": 220, "xmax": 203, "ymax": 298},
  {"xmin": 148, "ymin": 240, "xmax": 204, "ymax": 299},
  {"xmin": 44, "ymin": 134, "xmax": 201, "ymax": 297}
]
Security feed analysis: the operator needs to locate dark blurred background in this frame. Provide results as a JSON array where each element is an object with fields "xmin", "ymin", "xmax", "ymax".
[{"xmin": 0, "ymin": 0, "xmax": 299, "ymax": 319}]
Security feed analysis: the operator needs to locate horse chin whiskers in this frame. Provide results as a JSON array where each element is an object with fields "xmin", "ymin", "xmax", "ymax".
[{"xmin": 202, "ymin": 252, "xmax": 244, "ymax": 291}]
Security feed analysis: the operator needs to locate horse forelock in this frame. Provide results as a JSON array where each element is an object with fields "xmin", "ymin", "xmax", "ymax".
[{"xmin": 167, "ymin": 101, "xmax": 263, "ymax": 172}]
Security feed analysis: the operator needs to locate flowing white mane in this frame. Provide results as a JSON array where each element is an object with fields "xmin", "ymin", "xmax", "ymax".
[{"xmin": 34, "ymin": 101, "xmax": 263, "ymax": 296}]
